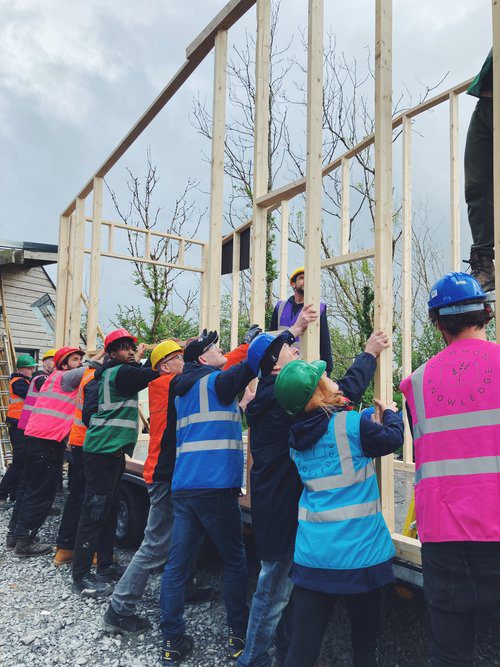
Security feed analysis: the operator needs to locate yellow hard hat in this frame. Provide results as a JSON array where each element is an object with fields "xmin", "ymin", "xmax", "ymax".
[
  {"xmin": 42, "ymin": 348, "xmax": 57, "ymax": 361},
  {"xmin": 289, "ymin": 266, "xmax": 305, "ymax": 286},
  {"xmin": 150, "ymin": 340, "xmax": 183, "ymax": 370}
]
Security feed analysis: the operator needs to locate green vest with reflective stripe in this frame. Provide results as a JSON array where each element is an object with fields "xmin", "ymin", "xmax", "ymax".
[{"xmin": 83, "ymin": 365, "xmax": 139, "ymax": 456}]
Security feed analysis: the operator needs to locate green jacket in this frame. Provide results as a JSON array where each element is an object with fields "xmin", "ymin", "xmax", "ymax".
[
  {"xmin": 83, "ymin": 365, "xmax": 139, "ymax": 456},
  {"xmin": 467, "ymin": 48, "xmax": 492, "ymax": 98}
]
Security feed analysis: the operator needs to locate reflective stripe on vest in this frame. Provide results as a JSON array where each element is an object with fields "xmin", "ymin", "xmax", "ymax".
[
  {"xmin": 277, "ymin": 300, "xmax": 287, "ymax": 331},
  {"xmin": 24, "ymin": 370, "xmax": 79, "ymax": 442},
  {"xmin": 415, "ymin": 455, "xmax": 500, "ymax": 483},
  {"xmin": 69, "ymin": 368, "xmax": 96, "ymax": 444},
  {"xmin": 298, "ymin": 499, "xmax": 382, "ymax": 523},
  {"xmin": 101, "ymin": 371, "xmax": 138, "ymax": 412},
  {"xmin": 17, "ymin": 375, "xmax": 45, "ymax": 430}
]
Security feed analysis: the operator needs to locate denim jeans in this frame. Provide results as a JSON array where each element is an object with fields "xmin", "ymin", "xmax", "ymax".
[
  {"xmin": 111, "ymin": 481, "xmax": 173, "ymax": 615},
  {"xmin": 160, "ymin": 489, "xmax": 248, "ymax": 640},
  {"xmin": 237, "ymin": 559, "xmax": 294, "ymax": 667},
  {"xmin": 422, "ymin": 541, "xmax": 500, "ymax": 667}
]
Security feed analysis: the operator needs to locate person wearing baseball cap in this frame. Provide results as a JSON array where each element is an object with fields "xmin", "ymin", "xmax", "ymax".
[{"xmin": 270, "ymin": 266, "xmax": 333, "ymax": 376}]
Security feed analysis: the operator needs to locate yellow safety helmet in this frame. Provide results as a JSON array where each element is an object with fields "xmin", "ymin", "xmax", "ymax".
[
  {"xmin": 42, "ymin": 348, "xmax": 57, "ymax": 361},
  {"xmin": 289, "ymin": 266, "xmax": 305, "ymax": 286},
  {"xmin": 150, "ymin": 340, "xmax": 183, "ymax": 371}
]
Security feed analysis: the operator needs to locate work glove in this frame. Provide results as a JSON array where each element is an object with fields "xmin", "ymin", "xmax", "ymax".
[
  {"xmin": 244, "ymin": 324, "xmax": 262, "ymax": 344},
  {"xmin": 88, "ymin": 494, "xmax": 107, "ymax": 522}
]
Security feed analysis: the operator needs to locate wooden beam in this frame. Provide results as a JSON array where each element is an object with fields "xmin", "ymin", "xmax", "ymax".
[
  {"xmin": 200, "ymin": 244, "xmax": 209, "ymax": 330},
  {"xmin": 55, "ymin": 215, "xmax": 70, "ymax": 346},
  {"xmin": 87, "ymin": 177, "xmax": 103, "ymax": 351},
  {"xmin": 279, "ymin": 201, "xmax": 289, "ymax": 301},
  {"xmin": 401, "ymin": 116, "xmax": 413, "ymax": 465},
  {"xmin": 231, "ymin": 232, "xmax": 241, "ymax": 349},
  {"xmin": 493, "ymin": 0, "xmax": 500, "ymax": 341},
  {"xmin": 64, "ymin": 213, "xmax": 76, "ymax": 347},
  {"xmin": 340, "ymin": 157, "xmax": 350, "ymax": 255},
  {"xmin": 69, "ymin": 199, "xmax": 86, "ymax": 346},
  {"xmin": 392, "ymin": 533, "xmax": 422, "ymax": 566},
  {"xmin": 84, "ymin": 249, "xmax": 202, "ymax": 273},
  {"xmin": 250, "ymin": 0, "xmax": 271, "ymax": 326},
  {"xmin": 374, "ymin": 0, "xmax": 394, "ymax": 532},
  {"xmin": 207, "ymin": 29, "xmax": 228, "ymax": 331},
  {"xmin": 449, "ymin": 92, "xmax": 461, "ymax": 271},
  {"xmin": 86, "ymin": 217, "xmax": 206, "ymax": 247},
  {"xmin": 394, "ymin": 460, "xmax": 415, "ymax": 473},
  {"xmin": 321, "ymin": 248, "xmax": 375, "ymax": 269}
]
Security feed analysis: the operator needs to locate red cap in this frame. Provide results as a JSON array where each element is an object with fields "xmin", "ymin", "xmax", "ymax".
[
  {"xmin": 104, "ymin": 328, "xmax": 138, "ymax": 352},
  {"xmin": 54, "ymin": 346, "xmax": 85, "ymax": 369}
]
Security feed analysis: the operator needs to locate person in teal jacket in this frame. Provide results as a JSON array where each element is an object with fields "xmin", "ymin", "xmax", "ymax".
[{"xmin": 275, "ymin": 360, "xmax": 403, "ymax": 667}]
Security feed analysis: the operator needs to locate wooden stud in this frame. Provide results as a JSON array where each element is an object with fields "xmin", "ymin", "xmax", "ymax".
[
  {"xmin": 340, "ymin": 157, "xmax": 350, "ymax": 255},
  {"xmin": 279, "ymin": 201, "xmax": 289, "ymax": 301},
  {"xmin": 64, "ymin": 213, "xmax": 76, "ymax": 347},
  {"xmin": 178, "ymin": 239, "xmax": 185, "ymax": 266},
  {"xmin": 401, "ymin": 116, "xmax": 413, "ymax": 465},
  {"xmin": 69, "ymin": 198, "xmax": 86, "ymax": 347},
  {"xmin": 145, "ymin": 231, "xmax": 151, "ymax": 260},
  {"xmin": 87, "ymin": 177, "xmax": 103, "ymax": 351},
  {"xmin": 374, "ymin": 0, "xmax": 395, "ymax": 532},
  {"xmin": 55, "ymin": 214, "xmax": 70, "ymax": 346},
  {"xmin": 200, "ymin": 244, "xmax": 209, "ymax": 330},
  {"xmin": 493, "ymin": 0, "xmax": 500, "ymax": 341},
  {"xmin": 321, "ymin": 248, "xmax": 375, "ymax": 269},
  {"xmin": 301, "ymin": 0, "xmax": 324, "ymax": 363},
  {"xmin": 392, "ymin": 533, "xmax": 422, "ymax": 565},
  {"xmin": 206, "ymin": 29, "xmax": 228, "ymax": 331},
  {"xmin": 449, "ymin": 92, "xmax": 461, "ymax": 271},
  {"xmin": 231, "ymin": 232, "xmax": 241, "ymax": 349},
  {"xmin": 108, "ymin": 224, "xmax": 115, "ymax": 254},
  {"xmin": 250, "ymin": 0, "xmax": 271, "ymax": 326}
]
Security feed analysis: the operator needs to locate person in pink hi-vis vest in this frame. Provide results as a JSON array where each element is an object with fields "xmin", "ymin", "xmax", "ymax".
[{"xmin": 400, "ymin": 272, "xmax": 500, "ymax": 667}]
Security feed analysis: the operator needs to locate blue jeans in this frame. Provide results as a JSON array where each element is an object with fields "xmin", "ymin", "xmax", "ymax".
[
  {"xmin": 111, "ymin": 482, "xmax": 173, "ymax": 615},
  {"xmin": 237, "ymin": 560, "xmax": 294, "ymax": 667},
  {"xmin": 160, "ymin": 489, "xmax": 248, "ymax": 640}
]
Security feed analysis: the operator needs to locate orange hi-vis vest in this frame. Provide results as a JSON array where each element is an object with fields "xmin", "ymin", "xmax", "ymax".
[
  {"xmin": 68, "ymin": 367, "xmax": 96, "ymax": 447},
  {"xmin": 143, "ymin": 373, "xmax": 173, "ymax": 484},
  {"xmin": 25, "ymin": 370, "xmax": 79, "ymax": 443},
  {"xmin": 7, "ymin": 376, "xmax": 28, "ymax": 421}
]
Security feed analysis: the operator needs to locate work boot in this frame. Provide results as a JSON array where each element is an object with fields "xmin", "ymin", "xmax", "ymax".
[
  {"xmin": 53, "ymin": 547, "xmax": 74, "ymax": 567},
  {"xmin": 13, "ymin": 536, "xmax": 52, "ymax": 558},
  {"xmin": 101, "ymin": 603, "xmax": 152, "ymax": 636},
  {"xmin": 5, "ymin": 532, "xmax": 17, "ymax": 550},
  {"xmin": 228, "ymin": 627, "xmax": 246, "ymax": 660},
  {"xmin": 161, "ymin": 635, "xmax": 194, "ymax": 664},
  {"xmin": 96, "ymin": 562, "xmax": 126, "ymax": 583},
  {"xmin": 72, "ymin": 573, "xmax": 113, "ymax": 599},
  {"xmin": 185, "ymin": 585, "xmax": 217, "ymax": 605},
  {"xmin": 468, "ymin": 252, "xmax": 495, "ymax": 293}
]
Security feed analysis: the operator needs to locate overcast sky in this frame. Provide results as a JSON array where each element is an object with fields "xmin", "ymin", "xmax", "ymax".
[{"xmin": 0, "ymin": 0, "xmax": 492, "ymax": 329}]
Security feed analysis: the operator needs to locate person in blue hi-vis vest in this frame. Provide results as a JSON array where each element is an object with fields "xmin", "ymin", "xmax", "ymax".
[
  {"xmin": 274, "ymin": 360, "xmax": 404, "ymax": 667},
  {"xmin": 159, "ymin": 326, "xmax": 265, "ymax": 665}
]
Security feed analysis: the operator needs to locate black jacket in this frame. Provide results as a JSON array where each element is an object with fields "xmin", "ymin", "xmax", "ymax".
[{"xmin": 246, "ymin": 351, "xmax": 377, "ymax": 562}]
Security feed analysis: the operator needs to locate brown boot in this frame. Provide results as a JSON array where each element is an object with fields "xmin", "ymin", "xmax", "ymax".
[
  {"xmin": 54, "ymin": 547, "xmax": 74, "ymax": 566},
  {"xmin": 468, "ymin": 252, "xmax": 495, "ymax": 293},
  {"xmin": 13, "ymin": 536, "xmax": 52, "ymax": 558}
]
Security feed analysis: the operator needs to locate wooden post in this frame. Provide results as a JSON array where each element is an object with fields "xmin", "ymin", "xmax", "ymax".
[
  {"xmin": 250, "ymin": 0, "xmax": 271, "ymax": 327},
  {"xmin": 64, "ymin": 213, "xmax": 76, "ymax": 347},
  {"xmin": 401, "ymin": 116, "xmax": 413, "ymax": 465},
  {"xmin": 340, "ymin": 157, "xmax": 350, "ymax": 255},
  {"xmin": 55, "ymin": 215, "xmax": 70, "ymax": 346},
  {"xmin": 206, "ymin": 29, "xmax": 228, "ymax": 331},
  {"xmin": 279, "ymin": 200, "xmax": 289, "ymax": 301},
  {"xmin": 68, "ymin": 198, "xmax": 86, "ymax": 347},
  {"xmin": 200, "ymin": 244, "xmax": 209, "ymax": 330},
  {"xmin": 87, "ymin": 177, "xmax": 103, "ymax": 351},
  {"xmin": 493, "ymin": 0, "xmax": 500, "ymax": 341},
  {"xmin": 302, "ymin": 0, "xmax": 324, "ymax": 362},
  {"xmin": 231, "ymin": 232, "xmax": 241, "ymax": 349},
  {"xmin": 449, "ymin": 92, "xmax": 461, "ymax": 271},
  {"xmin": 374, "ymin": 0, "xmax": 394, "ymax": 531}
]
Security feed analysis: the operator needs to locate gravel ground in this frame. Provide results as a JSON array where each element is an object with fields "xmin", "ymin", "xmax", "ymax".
[{"xmin": 0, "ymin": 488, "xmax": 498, "ymax": 667}]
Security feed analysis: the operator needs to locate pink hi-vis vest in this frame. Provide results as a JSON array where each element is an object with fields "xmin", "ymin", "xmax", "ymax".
[
  {"xmin": 24, "ymin": 370, "xmax": 79, "ymax": 443},
  {"xmin": 400, "ymin": 338, "xmax": 500, "ymax": 543},
  {"xmin": 18, "ymin": 374, "xmax": 48, "ymax": 431}
]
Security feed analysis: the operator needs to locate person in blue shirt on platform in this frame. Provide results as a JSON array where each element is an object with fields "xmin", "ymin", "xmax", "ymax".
[{"xmin": 275, "ymin": 359, "xmax": 404, "ymax": 667}]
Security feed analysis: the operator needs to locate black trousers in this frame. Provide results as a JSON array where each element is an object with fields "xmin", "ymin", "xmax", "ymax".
[
  {"xmin": 56, "ymin": 446, "xmax": 86, "ymax": 549},
  {"xmin": 72, "ymin": 450, "xmax": 125, "ymax": 581},
  {"xmin": 464, "ymin": 98, "xmax": 494, "ymax": 258},
  {"xmin": 0, "ymin": 424, "xmax": 26, "ymax": 500},
  {"xmin": 10, "ymin": 436, "xmax": 64, "ymax": 537},
  {"xmin": 284, "ymin": 585, "xmax": 382, "ymax": 667},
  {"xmin": 422, "ymin": 541, "xmax": 500, "ymax": 667}
]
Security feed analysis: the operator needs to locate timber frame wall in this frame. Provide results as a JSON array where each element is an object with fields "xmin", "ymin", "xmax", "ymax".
[{"xmin": 56, "ymin": 0, "xmax": 500, "ymax": 567}]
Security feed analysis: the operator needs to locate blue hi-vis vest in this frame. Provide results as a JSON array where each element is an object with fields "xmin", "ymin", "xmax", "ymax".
[
  {"xmin": 172, "ymin": 371, "xmax": 244, "ymax": 492},
  {"xmin": 292, "ymin": 410, "xmax": 395, "ymax": 570}
]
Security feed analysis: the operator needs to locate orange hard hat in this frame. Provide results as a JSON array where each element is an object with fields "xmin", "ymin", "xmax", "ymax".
[
  {"xmin": 54, "ymin": 346, "xmax": 85, "ymax": 369},
  {"xmin": 104, "ymin": 328, "xmax": 138, "ymax": 352}
]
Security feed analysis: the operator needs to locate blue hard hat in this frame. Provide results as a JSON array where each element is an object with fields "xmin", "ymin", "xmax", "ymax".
[
  {"xmin": 360, "ymin": 406, "xmax": 375, "ymax": 420},
  {"xmin": 247, "ymin": 333, "xmax": 276, "ymax": 374},
  {"xmin": 428, "ymin": 272, "xmax": 486, "ymax": 314}
]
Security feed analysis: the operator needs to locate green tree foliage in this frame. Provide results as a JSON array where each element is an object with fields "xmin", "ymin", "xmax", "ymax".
[{"xmin": 113, "ymin": 306, "xmax": 198, "ymax": 344}]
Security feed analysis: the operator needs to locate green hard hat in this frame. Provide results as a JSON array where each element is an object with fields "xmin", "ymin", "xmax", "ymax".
[
  {"xmin": 275, "ymin": 359, "xmax": 327, "ymax": 416},
  {"xmin": 16, "ymin": 354, "xmax": 37, "ymax": 369}
]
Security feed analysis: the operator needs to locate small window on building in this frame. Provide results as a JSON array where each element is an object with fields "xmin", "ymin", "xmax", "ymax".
[{"xmin": 31, "ymin": 294, "xmax": 56, "ymax": 337}]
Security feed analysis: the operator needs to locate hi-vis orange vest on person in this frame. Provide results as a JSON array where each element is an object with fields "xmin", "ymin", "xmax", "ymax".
[
  {"xmin": 68, "ymin": 368, "xmax": 96, "ymax": 446},
  {"xmin": 143, "ymin": 374, "xmax": 173, "ymax": 484},
  {"xmin": 24, "ymin": 370, "xmax": 79, "ymax": 443},
  {"xmin": 400, "ymin": 338, "xmax": 500, "ymax": 543},
  {"xmin": 7, "ymin": 377, "xmax": 28, "ymax": 421}
]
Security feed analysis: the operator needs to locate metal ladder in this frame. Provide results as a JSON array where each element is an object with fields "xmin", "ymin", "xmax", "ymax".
[{"xmin": 0, "ymin": 275, "xmax": 15, "ymax": 473}]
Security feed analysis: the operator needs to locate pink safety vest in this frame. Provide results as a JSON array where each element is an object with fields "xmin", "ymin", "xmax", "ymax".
[
  {"xmin": 400, "ymin": 338, "xmax": 500, "ymax": 543},
  {"xmin": 17, "ymin": 373, "xmax": 48, "ymax": 431},
  {"xmin": 24, "ymin": 370, "xmax": 79, "ymax": 443}
]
